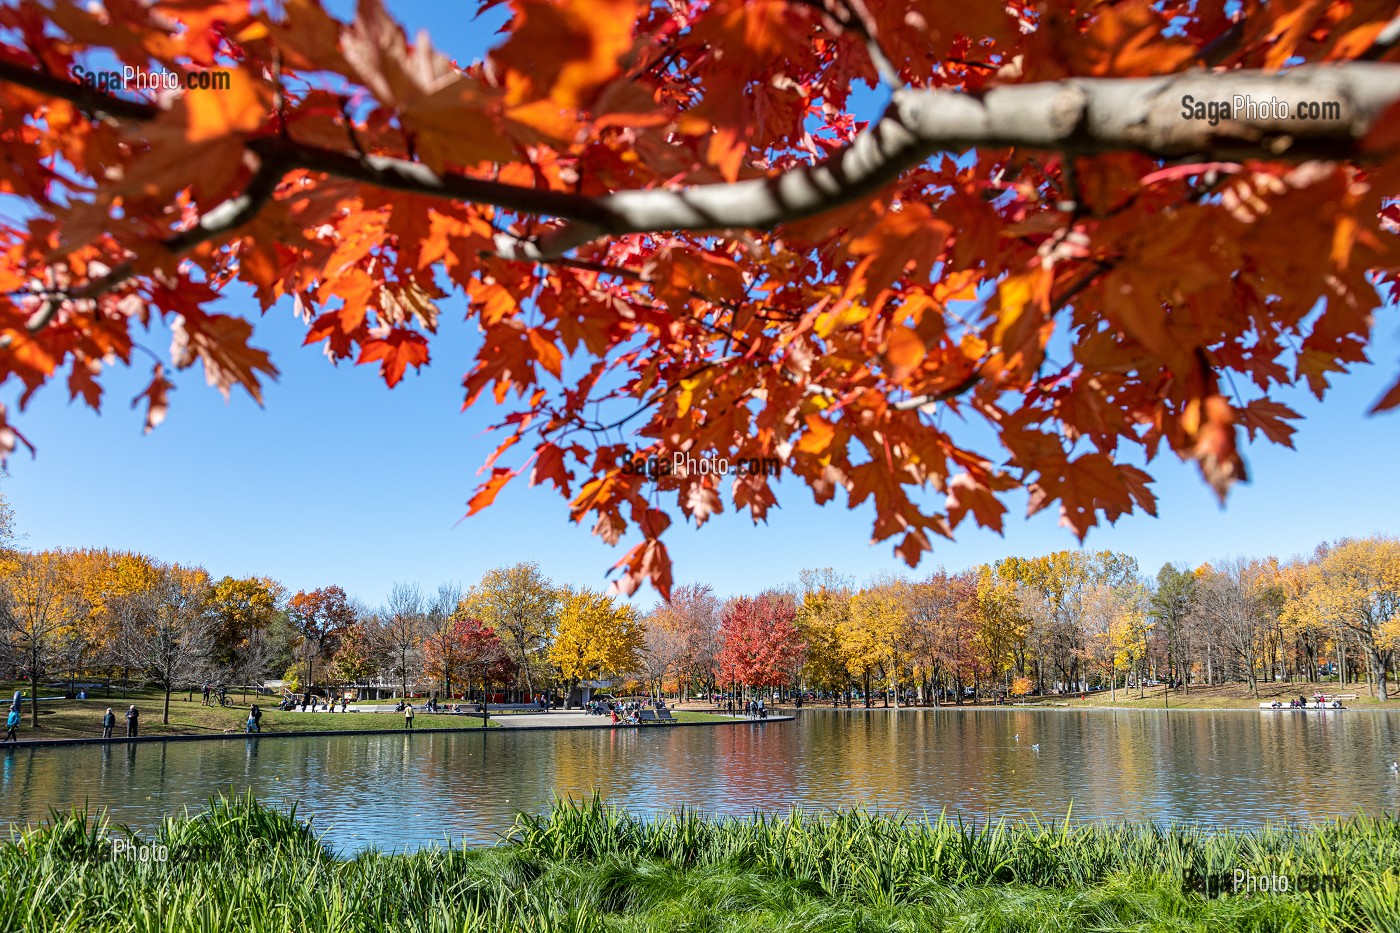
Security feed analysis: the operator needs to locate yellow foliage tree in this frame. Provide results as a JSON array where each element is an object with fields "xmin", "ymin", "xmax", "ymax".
[
  {"xmin": 548, "ymin": 588, "xmax": 643, "ymax": 699},
  {"xmin": 843, "ymin": 577, "xmax": 912, "ymax": 707},
  {"xmin": 1, "ymin": 549, "xmax": 82, "ymax": 726},
  {"xmin": 211, "ymin": 576, "xmax": 285, "ymax": 678},
  {"xmin": 1291, "ymin": 537, "xmax": 1400, "ymax": 701},
  {"xmin": 796, "ymin": 569, "xmax": 852, "ymax": 697},
  {"xmin": 974, "ymin": 566, "xmax": 1030, "ymax": 690},
  {"xmin": 1109, "ymin": 586, "xmax": 1150, "ymax": 698},
  {"xmin": 464, "ymin": 562, "xmax": 560, "ymax": 699}
]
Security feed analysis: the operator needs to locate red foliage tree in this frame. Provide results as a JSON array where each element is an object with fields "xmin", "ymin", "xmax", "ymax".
[
  {"xmin": 912, "ymin": 570, "xmax": 984, "ymax": 704},
  {"xmin": 424, "ymin": 615, "xmax": 516, "ymax": 701},
  {"xmin": 716, "ymin": 594, "xmax": 805, "ymax": 690}
]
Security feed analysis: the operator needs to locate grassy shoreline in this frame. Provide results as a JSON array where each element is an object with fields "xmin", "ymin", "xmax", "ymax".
[
  {"xmin": 0, "ymin": 689, "xmax": 489, "ymax": 741},
  {"xmin": 0, "ymin": 687, "xmax": 740, "ymax": 746},
  {"xmin": 4, "ymin": 793, "xmax": 1398, "ymax": 932},
  {"xmin": 782, "ymin": 683, "xmax": 1400, "ymax": 713}
]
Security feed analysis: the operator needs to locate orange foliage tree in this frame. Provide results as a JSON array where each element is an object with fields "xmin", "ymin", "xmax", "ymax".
[
  {"xmin": 4, "ymin": 2, "xmax": 1400, "ymax": 594},
  {"xmin": 286, "ymin": 584, "xmax": 355, "ymax": 692}
]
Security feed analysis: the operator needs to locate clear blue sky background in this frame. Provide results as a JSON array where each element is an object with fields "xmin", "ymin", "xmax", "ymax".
[{"xmin": 5, "ymin": 2, "xmax": 1399, "ymax": 608}]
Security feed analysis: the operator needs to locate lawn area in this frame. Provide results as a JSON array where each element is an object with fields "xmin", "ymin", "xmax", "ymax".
[
  {"xmin": 0, "ymin": 685, "xmax": 491, "ymax": 741},
  {"xmin": 5, "ymin": 791, "xmax": 1399, "ymax": 933},
  {"xmin": 1016, "ymin": 682, "xmax": 1397, "ymax": 711},
  {"xmin": 671, "ymin": 710, "xmax": 741, "ymax": 724},
  {"xmin": 0, "ymin": 684, "xmax": 747, "ymax": 741}
]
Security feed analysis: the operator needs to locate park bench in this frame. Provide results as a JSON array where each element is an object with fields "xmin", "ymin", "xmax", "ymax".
[{"xmin": 638, "ymin": 709, "xmax": 677, "ymax": 725}]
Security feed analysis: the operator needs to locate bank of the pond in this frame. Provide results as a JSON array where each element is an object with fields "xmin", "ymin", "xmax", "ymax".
[
  {"xmin": 5, "ymin": 792, "xmax": 1399, "ymax": 933},
  {"xmin": 765, "ymin": 682, "xmax": 1400, "ymax": 715},
  {"xmin": 0, "ymin": 709, "xmax": 775, "ymax": 749}
]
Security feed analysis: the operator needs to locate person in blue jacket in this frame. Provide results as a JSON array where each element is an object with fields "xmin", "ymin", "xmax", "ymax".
[{"xmin": 3, "ymin": 706, "xmax": 19, "ymax": 742}]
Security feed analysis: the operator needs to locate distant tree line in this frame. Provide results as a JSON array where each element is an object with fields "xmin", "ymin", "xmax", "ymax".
[{"xmin": 2, "ymin": 493, "xmax": 1396, "ymax": 713}]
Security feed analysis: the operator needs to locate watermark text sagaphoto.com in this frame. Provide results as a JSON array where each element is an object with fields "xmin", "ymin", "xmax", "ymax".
[
  {"xmin": 71, "ymin": 64, "xmax": 233, "ymax": 92},
  {"xmin": 1180, "ymin": 93, "xmax": 1342, "ymax": 126},
  {"xmin": 1181, "ymin": 867, "xmax": 1344, "ymax": 896},
  {"xmin": 619, "ymin": 450, "xmax": 782, "ymax": 480}
]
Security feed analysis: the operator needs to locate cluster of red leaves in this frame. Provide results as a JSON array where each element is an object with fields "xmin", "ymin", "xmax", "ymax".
[{"xmin": 1, "ymin": 0, "xmax": 1398, "ymax": 597}]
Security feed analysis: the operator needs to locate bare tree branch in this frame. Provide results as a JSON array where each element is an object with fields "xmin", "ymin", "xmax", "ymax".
[{"xmin": 257, "ymin": 64, "xmax": 1400, "ymax": 259}]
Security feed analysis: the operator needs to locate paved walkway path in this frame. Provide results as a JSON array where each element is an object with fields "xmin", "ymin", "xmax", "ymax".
[
  {"xmin": 0, "ymin": 711, "xmax": 791, "ymax": 748},
  {"xmin": 287, "ymin": 708, "xmax": 787, "ymax": 730}
]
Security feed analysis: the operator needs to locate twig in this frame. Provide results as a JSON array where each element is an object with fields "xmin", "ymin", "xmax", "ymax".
[
  {"xmin": 1198, "ymin": 17, "xmax": 1247, "ymax": 67},
  {"xmin": 791, "ymin": 0, "xmax": 903, "ymax": 90},
  {"xmin": 890, "ymin": 374, "xmax": 981, "ymax": 410},
  {"xmin": 1360, "ymin": 15, "xmax": 1400, "ymax": 61},
  {"xmin": 0, "ymin": 156, "xmax": 285, "ymax": 347}
]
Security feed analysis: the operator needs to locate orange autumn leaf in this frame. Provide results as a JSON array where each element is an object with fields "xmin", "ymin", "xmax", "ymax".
[
  {"xmin": 182, "ymin": 68, "xmax": 271, "ymax": 142},
  {"xmin": 493, "ymin": 0, "xmax": 643, "ymax": 108},
  {"xmin": 356, "ymin": 329, "xmax": 430, "ymax": 387},
  {"xmin": 130, "ymin": 364, "xmax": 174, "ymax": 434},
  {"xmin": 466, "ymin": 467, "xmax": 516, "ymax": 516},
  {"xmin": 883, "ymin": 326, "xmax": 926, "ymax": 381}
]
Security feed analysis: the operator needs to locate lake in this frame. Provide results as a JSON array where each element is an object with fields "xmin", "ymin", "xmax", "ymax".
[{"xmin": 4, "ymin": 708, "xmax": 1400, "ymax": 851}]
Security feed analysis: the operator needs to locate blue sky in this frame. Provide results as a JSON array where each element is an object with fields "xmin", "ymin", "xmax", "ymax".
[
  {"xmin": 4, "ymin": 1, "xmax": 1400, "ymax": 608},
  {"xmin": 7, "ymin": 302, "xmax": 1398, "ymax": 608}
]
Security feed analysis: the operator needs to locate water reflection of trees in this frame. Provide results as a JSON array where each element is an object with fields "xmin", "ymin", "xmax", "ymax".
[{"xmin": 4, "ymin": 713, "xmax": 1400, "ymax": 847}]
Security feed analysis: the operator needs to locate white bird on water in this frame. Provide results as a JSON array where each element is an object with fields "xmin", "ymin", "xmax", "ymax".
[
  {"xmin": 1031, "ymin": 743, "xmax": 1040, "ymax": 752},
  {"xmin": 1014, "ymin": 734, "xmax": 1020, "ymax": 742},
  {"xmin": 1389, "ymin": 760, "xmax": 1399, "ymax": 772}
]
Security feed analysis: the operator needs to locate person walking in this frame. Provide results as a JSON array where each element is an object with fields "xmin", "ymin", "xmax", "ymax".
[
  {"xmin": 404, "ymin": 703, "xmax": 414, "ymax": 730},
  {"xmin": 248, "ymin": 704, "xmax": 262, "ymax": 733},
  {"xmin": 101, "ymin": 707, "xmax": 116, "ymax": 739},
  {"xmin": 201, "ymin": 682, "xmax": 211, "ymax": 706},
  {"xmin": 3, "ymin": 706, "xmax": 19, "ymax": 742},
  {"xmin": 125, "ymin": 704, "xmax": 139, "ymax": 737}
]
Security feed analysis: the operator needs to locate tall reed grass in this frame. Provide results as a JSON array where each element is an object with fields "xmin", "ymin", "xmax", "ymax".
[{"xmin": 2, "ymin": 792, "xmax": 1396, "ymax": 932}]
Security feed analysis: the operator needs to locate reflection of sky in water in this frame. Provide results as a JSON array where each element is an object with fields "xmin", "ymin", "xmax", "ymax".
[{"xmin": 3, "ymin": 709, "xmax": 1399, "ymax": 852}]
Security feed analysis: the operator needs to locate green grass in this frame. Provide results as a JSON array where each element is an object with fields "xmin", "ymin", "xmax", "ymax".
[
  {"xmin": 669, "ymin": 711, "xmax": 736, "ymax": 724},
  {"xmin": 4, "ymin": 792, "xmax": 1398, "ymax": 932}
]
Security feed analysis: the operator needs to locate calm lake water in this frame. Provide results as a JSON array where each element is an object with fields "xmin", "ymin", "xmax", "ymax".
[{"xmin": 4, "ymin": 708, "xmax": 1400, "ymax": 851}]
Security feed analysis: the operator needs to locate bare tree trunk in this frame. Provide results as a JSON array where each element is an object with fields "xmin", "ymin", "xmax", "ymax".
[
  {"xmin": 1370, "ymin": 645, "xmax": 1390, "ymax": 701},
  {"xmin": 519, "ymin": 649, "xmax": 535, "ymax": 699},
  {"xmin": 28, "ymin": 647, "xmax": 39, "ymax": 728}
]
